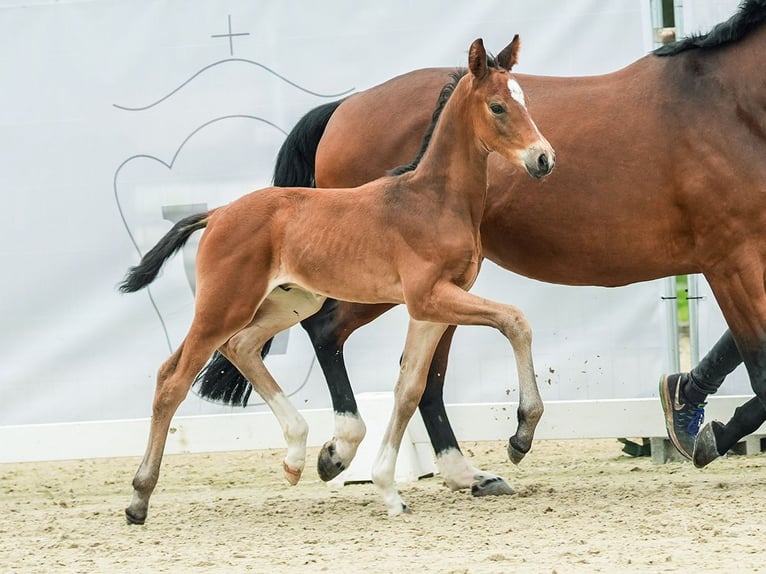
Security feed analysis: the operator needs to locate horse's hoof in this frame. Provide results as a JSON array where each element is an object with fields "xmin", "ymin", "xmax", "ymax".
[
  {"xmin": 693, "ymin": 421, "xmax": 723, "ymax": 468},
  {"xmin": 471, "ymin": 476, "xmax": 514, "ymax": 497},
  {"xmin": 125, "ymin": 507, "xmax": 146, "ymax": 525},
  {"xmin": 317, "ymin": 440, "xmax": 345, "ymax": 482},
  {"xmin": 283, "ymin": 461, "xmax": 303, "ymax": 485},
  {"xmin": 388, "ymin": 503, "xmax": 412, "ymax": 517},
  {"xmin": 507, "ymin": 436, "xmax": 529, "ymax": 465}
]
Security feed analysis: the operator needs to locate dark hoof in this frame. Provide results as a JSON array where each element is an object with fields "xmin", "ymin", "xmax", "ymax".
[
  {"xmin": 386, "ymin": 502, "xmax": 412, "ymax": 517},
  {"xmin": 125, "ymin": 507, "xmax": 146, "ymax": 525},
  {"xmin": 317, "ymin": 440, "xmax": 345, "ymax": 482},
  {"xmin": 693, "ymin": 421, "xmax": 723, "ymax": 469},
  {"xmin": 507, "ymin": 436, "xmax": 529, "ymax": 465},
  {"xmin": 471, "ymin": 476, "xmax": 514, "ymax": 497}
]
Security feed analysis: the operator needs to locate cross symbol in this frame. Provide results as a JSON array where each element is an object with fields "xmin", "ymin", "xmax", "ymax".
[{"xmin": 211, "ymin": 15, "xmax": 250, "ymax": 56}]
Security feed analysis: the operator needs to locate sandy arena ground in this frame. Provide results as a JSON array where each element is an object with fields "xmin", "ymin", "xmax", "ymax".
[{"xmin": 1, "ymin": 438, "xmax": 765, "ymax": 574}]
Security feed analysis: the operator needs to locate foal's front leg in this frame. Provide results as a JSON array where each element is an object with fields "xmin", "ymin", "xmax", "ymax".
[
  {"xmin": 423, "ymin": 326, "xmax": 512, "ymax": 495},
  {"xmin": 408, "ymin": 281, "xmax": 543, "ymax": 464},
  {"xmin": 371, "ymin": 319, "xmax": 448, "ymax": 515}
]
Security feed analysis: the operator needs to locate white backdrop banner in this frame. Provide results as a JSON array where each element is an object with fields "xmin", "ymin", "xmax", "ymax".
[{"xmin": 2, "ymin": 0, "xmax": 674, "ymax": 436}]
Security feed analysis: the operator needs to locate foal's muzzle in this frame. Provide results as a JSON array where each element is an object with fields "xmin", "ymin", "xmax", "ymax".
[{"xmin": 524, "ymin": 146, "xmax": 556, "ymax": 179}]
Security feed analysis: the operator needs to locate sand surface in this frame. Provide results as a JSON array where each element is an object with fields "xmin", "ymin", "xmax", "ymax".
[{"xmin": 2, "ymin": 439, "xmax": 765, "ymax": 573}]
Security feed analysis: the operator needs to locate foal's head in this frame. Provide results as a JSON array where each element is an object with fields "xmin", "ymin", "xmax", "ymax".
[{"xmin": 466, "ymin": 37, "xmax": 555, "ymax": 179}]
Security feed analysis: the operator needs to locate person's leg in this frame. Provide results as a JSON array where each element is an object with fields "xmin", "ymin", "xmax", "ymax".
[{"xmin": 659, "ymin": 330, "xmax": 741, "ymax": 459}]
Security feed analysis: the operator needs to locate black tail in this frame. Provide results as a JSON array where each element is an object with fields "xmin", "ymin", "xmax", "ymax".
[
  {"xmin": 272, "ymin": 100, "xmax": 344, "ymax": 187},
  {"xmin": 192, "ymin": 99, "xmax": 343, "ymax": 407},
  {"xmin": 119, "ymin": 212, "xmax": 209, "ymax": 293}
]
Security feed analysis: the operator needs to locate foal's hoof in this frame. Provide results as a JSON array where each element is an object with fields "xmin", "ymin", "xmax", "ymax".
[
  {"xmin": 507, "ymin": 436, "xmax": 530, "ymax": 465},
  {"xmin": 693, "ymin": 421, "xmax": 724, "ymax": 469},
  {"xmin": 283, "ymin": 462, "xmax": 303, "ymax": 485},
  {"xmin": 125, "ymin": 507, "xmax": 146, "ymax": 526},
  {"xmin": 388, "ymin": 503, "xmax": 412, "ymax": 517},
  {"xmin": 317, "ymin": 440, "xmax": 346, "ymax": 482},
  {"xmin": 471, "ymin": 476, "xmax": 515, "ymax": 497}
]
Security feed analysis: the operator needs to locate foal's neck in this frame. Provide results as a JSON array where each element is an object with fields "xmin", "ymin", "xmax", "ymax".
[{"xmin": 407, "ymin": 78, "xmax": 490, "ymax": 227}]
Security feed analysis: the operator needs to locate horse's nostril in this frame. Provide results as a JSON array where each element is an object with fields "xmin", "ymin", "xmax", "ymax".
[{"xmin": 538, "ymin": 153, "xmax": 549, "ymax": 171}]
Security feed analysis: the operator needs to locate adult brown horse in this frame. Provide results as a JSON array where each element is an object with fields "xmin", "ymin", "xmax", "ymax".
[
  {"xmin": 120, "ymin": 38, "xmax": 554, "ymax": 522},
  {"xmin": 197, "ymin": 0, "xmax": 766, "ymax": 489}
]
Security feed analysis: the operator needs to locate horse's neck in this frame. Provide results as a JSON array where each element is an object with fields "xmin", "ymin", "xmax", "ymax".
[
  {"xmin": 700, "ymin": 24, "xmax": 766, "ymax": 106},
  {"xmin": 409, "ymin": 82, "xmax": 489, "ymax": 226},
  {"xmin": 727, "ymin": 24, "xmax": 766, "ymax": 101}
]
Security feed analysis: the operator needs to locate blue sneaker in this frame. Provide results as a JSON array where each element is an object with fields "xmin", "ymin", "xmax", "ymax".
[{"xmin": 659, "ymin": 373, "xmax": 706, "ymax": 461}]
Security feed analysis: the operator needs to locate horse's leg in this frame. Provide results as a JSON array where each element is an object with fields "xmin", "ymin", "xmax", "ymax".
[
  {"xmin": 422, "ymin": 326, "xmax": 513, "ymax": 496},
  {"xmin": 220, "ymin": 288, "xmax": 325, "ymax": 484},
  {"xmin": 126, "ymin": 232, "xmax": 276, "ymax": 524},
  {"xmin": 696, "ymin": 266, "xmax": 766, "ymax": 466},
  {"xmin": 371, "ymin": 319, "xmax": 448, "ymax": 515},
  {"xmin": 307, "ymin": 299, "xmax": 514, "ymax": 494},
  {"xmin": 126, "ymin": 329, "xmax": 232, "ymax": 524},
  {"xmin": 300, "ymin": 299, "xmax": 395, "ymax": 481},
  {"xmin": 405, "ymin": 282, "xmax": 542, "ymax": 464},
  {"xmin": 695, "ymin": 397, "xmax": 766, "ymax": 467}
]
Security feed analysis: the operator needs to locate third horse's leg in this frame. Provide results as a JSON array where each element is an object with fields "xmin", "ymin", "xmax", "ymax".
[{"xmin": 699, "ymin": 266, "xmax": 766, "ymax": 466}]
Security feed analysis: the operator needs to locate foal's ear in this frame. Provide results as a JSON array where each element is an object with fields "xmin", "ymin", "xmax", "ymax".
[
  {"xmin": 497, "ymin": 34, "xmax": 521, "ymax": 71},
  {"xmin": 468, "ymin": 38, "xmax": 488, "ymax": 79}
]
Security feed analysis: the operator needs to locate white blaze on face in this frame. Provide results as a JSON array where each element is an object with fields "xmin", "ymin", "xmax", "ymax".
[{"xmin": 507, "ymin": 77, "xmax": 526, "ymax": 108}]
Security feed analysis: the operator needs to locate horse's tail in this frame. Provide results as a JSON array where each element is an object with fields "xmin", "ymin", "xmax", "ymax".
[
  {"xmin": 119, "ymin": 212, "xmax": 209, "ymax": 293},
  {"xmin": 272, "ymin": 99, "xmax": 344, "ymax": 187},
  {"xmin": 192, "ymin": 99, "xmax": 343, "ymax": 407}
]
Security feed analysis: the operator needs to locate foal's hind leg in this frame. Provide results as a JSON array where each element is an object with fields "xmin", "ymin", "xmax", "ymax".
[
  {"xmin": 221, "ymin": 287, "xmax": 326, "ymax": 484},
  {"xmin": 126, "ymin": 330, "xmax": 229, "ymax": 524}
]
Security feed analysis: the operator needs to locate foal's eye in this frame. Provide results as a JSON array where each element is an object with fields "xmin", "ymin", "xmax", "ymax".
[{"xmin": 489, "ymin": 103, "xmax": 506, "ymax": 115}]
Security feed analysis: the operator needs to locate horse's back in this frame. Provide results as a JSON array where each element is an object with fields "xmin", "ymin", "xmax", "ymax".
[
  {"xmin": 316, "ymin": 68, "xmax": 455, "ymax": 188},
  {"xmin": 315, "ymin": 55, "xmax": 734, "ymax": 287}
]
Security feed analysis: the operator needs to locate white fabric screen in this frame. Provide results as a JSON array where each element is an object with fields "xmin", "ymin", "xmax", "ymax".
[{"xmin": 2, "ymin": 1, "xmax": 674, "ymax": 443}]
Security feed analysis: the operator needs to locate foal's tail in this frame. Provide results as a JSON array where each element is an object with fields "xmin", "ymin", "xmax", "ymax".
[
  {"xmin": 119, "ymin": 212, "xmax": 209, "ymax": 293},
  {"xmin": 192, "ymin": 99, "xmax": 343, "ymax": 407}
]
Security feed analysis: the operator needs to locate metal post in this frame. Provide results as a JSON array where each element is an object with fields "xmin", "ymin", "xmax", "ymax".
[
  {"xmin": 664, "ymin": 276, "xmax": 680, "ymax": 373},
  {"xmin": 674, "ymin": 0, "xmax": 686, "ymax": 39},
  {"xmin": 650, "ymin": 0, "xmax": 665, "ymax": 48},
  {"xmin": 687, "ymin": 273, "xmax": 701, "ymax": 367}
]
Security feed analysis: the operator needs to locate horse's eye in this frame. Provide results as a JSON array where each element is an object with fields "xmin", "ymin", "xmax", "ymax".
[{"xmin": 489, "ymin": 103, "xmax": 506, "ymax": 115}]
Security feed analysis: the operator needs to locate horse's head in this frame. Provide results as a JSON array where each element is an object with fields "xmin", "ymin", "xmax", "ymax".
[{"xmin": 467, "ymin": 37, "xmax": 555, "ymax": 179}]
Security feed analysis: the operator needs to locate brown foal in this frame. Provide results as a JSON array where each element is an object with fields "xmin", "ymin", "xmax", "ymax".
[{"xmin": 120, "ymin": 37, "xmax": 554, "ymax": 521}]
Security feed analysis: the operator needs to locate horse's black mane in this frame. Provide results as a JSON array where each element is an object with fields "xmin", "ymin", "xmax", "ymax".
[
  {"xmin": 388, "ymin": 55, "xmax": 500, "ymax": 176},
  {"xmin": 654, "ymin": 0, "xmax": 766, "ymax": 56}
]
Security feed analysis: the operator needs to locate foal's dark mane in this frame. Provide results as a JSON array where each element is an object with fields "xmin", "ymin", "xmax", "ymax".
[
  {"xmin": 388, "ymin": 56, "xmax": 501, "ymax": 176},
  {"xmin": 653, "ymin": 0, "xmax": 766, "ymax": 56}
]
